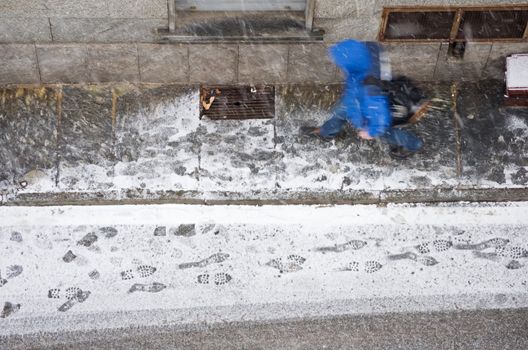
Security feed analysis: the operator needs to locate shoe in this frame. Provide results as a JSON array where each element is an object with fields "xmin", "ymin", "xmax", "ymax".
[
  {"xmin": 389, "ymin": 146, "xmax": 417, "ymax": 160},
  {"xmin": 300, "ymin": 126, "xmax": 319, "ymax": 136},
  {"xmin": 299, "ymin": 126, "xmax": 333, "ymax": 142},
  {"xmin": 334, "ymin": 129, "xmax": 348, "ymax": 141}
]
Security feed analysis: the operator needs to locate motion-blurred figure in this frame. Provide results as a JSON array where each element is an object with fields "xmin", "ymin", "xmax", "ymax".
[{"xmin": 301, "ymin": 40, "xmax": 430, "ymax": 159}]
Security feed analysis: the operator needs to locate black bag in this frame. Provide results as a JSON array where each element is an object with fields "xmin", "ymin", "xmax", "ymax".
[{"xmin": 382, "ymin": 76, "xmax": 426, "ymax": 126}]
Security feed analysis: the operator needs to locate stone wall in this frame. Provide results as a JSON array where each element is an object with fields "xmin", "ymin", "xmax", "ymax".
[
  {"xmin": 0, "ymin": 43, "xmax": 338, "ymax": 85},
  {"xmin": 0, "ymin": 0, "xmax": 527, "ymax": 84},
  {"xmin": 0, "ymin": 0, "xmax": 167, "ymax": 44}
]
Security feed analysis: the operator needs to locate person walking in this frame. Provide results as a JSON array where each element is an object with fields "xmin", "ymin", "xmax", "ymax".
[{"xmin": 301, "ymin": 40, "xmax": 426, "ymax": 159}]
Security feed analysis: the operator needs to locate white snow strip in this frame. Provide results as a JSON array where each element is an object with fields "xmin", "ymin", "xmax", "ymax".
[{"xmin": 3, "ymin": 202, "xmax": 528, "ymax": 227}]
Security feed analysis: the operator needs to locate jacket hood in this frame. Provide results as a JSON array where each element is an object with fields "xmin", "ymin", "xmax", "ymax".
[{"xmin": 329, "ymin": 40, "xmax": 372, "ymax": 77}]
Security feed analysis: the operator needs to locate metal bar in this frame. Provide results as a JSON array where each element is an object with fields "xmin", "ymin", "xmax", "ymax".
[
  {"xmin": 524, "ymin": 22, "xmax": 528, "ymax": 39},
  {"xmin": 381, "ymin": 38, "xmax": 450, "ymax": 43},
  {"xmin": 205, "ymin": 103, "xmax": 273, "ymax": 108},
  {"xmin": 451, "ymin": 37, "xmax": 527, "ymax": 42},
  {"xmin": 206, "ymin": 113, "xmax": 274, "ymax": 117},
  {"xmin": 383, "ymin": 4, "xmax": 528, "ymax": 12},
  {"xmin": 159, "ymin": 32, "xmax": 325, "ymax": 44},
  {"xmin": 209, "ymin": 103, "xmax": 274, "ymax": 108},
  {"xmin": 305, "ymin": 0, "xmax": 315, "ymax": 31},
  {"xmin": 382, "ymin": 7, "xmax": 457, "ymax": 13},
  {"xmin": 206, "ymin": 113, "xmax": 275, "ymax": 117},
  {"xmin": 449, "ymin": 9, "xmax": 463, "ymax": 42},
  {"xmin": 383, "ymin": 37, "xmax": 528, "ymax": 43},
  {"xmin": 168, "ymin": 0, "xmax": 176, "ymax": 33},
  {"xmin": 209, "ymin": 107, "xmax": 275, "ymax": 111},
  {"xmin": 451, "ymin": 82, "xmax": 462, "ymax": 178}
]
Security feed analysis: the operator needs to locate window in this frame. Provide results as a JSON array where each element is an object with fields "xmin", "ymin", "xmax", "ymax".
[
  {"xmin": 456, "ymin": 10, "xmax": 528, "ymax": 40},
  {"xmin": 175, "ymin": 0, "xmax": 306, "ymax": 11},
  {"xmin": 379, "ymin": 5, "xmax": 528, "ymax": 42},
  {"xmin": 165, "ymin": 0, "xmax": 319, "ymax": 39},
  {"xmin": 383, "ymin": 10, "xmax": 456, "ymax": 40}
]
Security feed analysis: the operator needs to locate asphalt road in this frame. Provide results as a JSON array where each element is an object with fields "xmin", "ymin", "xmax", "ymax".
[{"xmin": 3, "ymin": 308, "xmax": 528, "ymax": 350}]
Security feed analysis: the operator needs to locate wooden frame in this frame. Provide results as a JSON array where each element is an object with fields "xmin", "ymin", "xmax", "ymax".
[
  {"xmin": 379, "ymin": 4, "xmax": 528, "ymax": 43},
  {"xmin": 449, "ymin": 9, "xmax": 463, "ymax": 42},
  {"xmin": 305, "ymin": 0, "xmax": 316, "ymax": 31}
]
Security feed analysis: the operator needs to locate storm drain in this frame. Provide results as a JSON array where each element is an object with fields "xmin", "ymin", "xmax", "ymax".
[{"xmin": 200, "ymin": 85, "xmax": 275, "ymax": 120}]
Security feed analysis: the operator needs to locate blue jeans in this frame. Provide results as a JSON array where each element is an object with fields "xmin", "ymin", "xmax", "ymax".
[{"xmin": 319, "ymin": 105, "xmax": 423, "ymax": 152}]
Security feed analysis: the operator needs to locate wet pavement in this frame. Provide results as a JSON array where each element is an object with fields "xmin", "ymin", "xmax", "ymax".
[{"xmin": 1, "ymin": 80, "xmax": 527, "ymax": 205}]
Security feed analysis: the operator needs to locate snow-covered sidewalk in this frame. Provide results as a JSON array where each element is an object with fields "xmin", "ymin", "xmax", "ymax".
[
  {"xmin": 1, "ymin": 202, "xmax": 528, "ymax": 335},
  {"xmin": 1, "ymin": 82, "xmax": 527, "ymax": 205}
]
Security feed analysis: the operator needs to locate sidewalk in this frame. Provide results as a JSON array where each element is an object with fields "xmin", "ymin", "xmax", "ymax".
[{"xmin": 1, "ymin": 80, "xmax": 527, "ymax": 205}]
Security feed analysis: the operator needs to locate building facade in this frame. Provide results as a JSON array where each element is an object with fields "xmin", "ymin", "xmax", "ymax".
[{"xmin": 0, "ymin": 0, "xmax": 527, "ymax": 85}]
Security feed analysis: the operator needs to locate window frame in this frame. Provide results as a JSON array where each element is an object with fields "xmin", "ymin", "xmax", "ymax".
[
  {"xmin": 168, "ymin": 0, "xmax": 316, "ymax": 33},
  {"xmin": 379, "ymin": 4, "xmax": 528, "ymax": 43}
]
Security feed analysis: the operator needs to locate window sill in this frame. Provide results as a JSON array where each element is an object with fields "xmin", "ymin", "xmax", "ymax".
[{"xmin": 158, "ymin": 28, "xmax": 324, "ymax": 43}]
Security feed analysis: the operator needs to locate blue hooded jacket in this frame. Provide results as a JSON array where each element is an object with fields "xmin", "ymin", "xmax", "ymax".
[{"xmin": 329, "ymin": 40, "xmax": 391, "ymax": 137}]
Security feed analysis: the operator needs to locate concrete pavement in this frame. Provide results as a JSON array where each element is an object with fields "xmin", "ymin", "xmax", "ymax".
[{"xmin": 1, "ymin": 81, "xmax": 527, "ymax": 206}]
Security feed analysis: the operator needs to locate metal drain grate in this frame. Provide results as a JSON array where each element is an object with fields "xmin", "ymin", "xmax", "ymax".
[{"xmin": 200, "ymin": 85, "xmax": 275, "ymax": 120}]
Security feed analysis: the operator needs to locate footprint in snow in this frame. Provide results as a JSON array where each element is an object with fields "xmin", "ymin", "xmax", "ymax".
[
  {"xmin": 178, "ymin": 252, "xmax": 230, "ymax": 269},
  {"xmin": 473, "ymin": 245, "xmax": 528, "ymax": 269},
  {"xmin": 58, "ymin": 291, "xmax": 91, "ymax": 312},
  {"xmin": 496, "ymin": 246, "xmax": 528, "ymax": 259},
  {"xmin": 472, "ymin": 246, "xmax": 528, "ymax": 261},
  {"xmin": 0, "ymin": 265, "xmax": 23, "ymax": 287},
  {"xmin": 47, "ymin": 286, "xmax": 91, "ymax": 312},
  {"xmin": 10, "ymin": 231, "xmax": 23, "ymax": 242},
  {"xmin": 77, "ymin": 232, "xmax": 98, "ymax": 247},
  {"xmin": 121, "ymin": 265, "xmax": 157, "ymax": 280},
  {"xmin": 48, "ymin": 286, "xmax": 87, "ymax": 300},
  {"xmin": 266, "ymin": 255, "xmax": 306, "ymax": 273},
  {"xmin": 1, "ymin": 302, "xmax": 21, "ymax": 318},
  {"xmin": 415, "ymin": 240, "xmax": 452, "ymax": 254},
  {"xmin": 197, "ymin": 273, "xmax": 232, "ymax": 286},
  {"xmin": 128, "ymin": 282, "xmax": 166, "ymax": 293},
  {"xmin": 506, "ymin": 260, "xmax": 524, "ymax": 270},
  {"xmin": 339, "ymin": 261, "xmax": 383, "ymax": 273},
  {"xmin": 388, "ymin": 252, "xmax": 438, "ymax": 266},
  {"xmin": 99, "ymin": 227, "xmax": 118, "ymax": 238},
  {"xmin": 314, "ymin": 240, "xmax": 367, "ymax": 253},
  {"xmin": 454, "ymin": 237, "xmax": 509, "ymax": 250}
]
